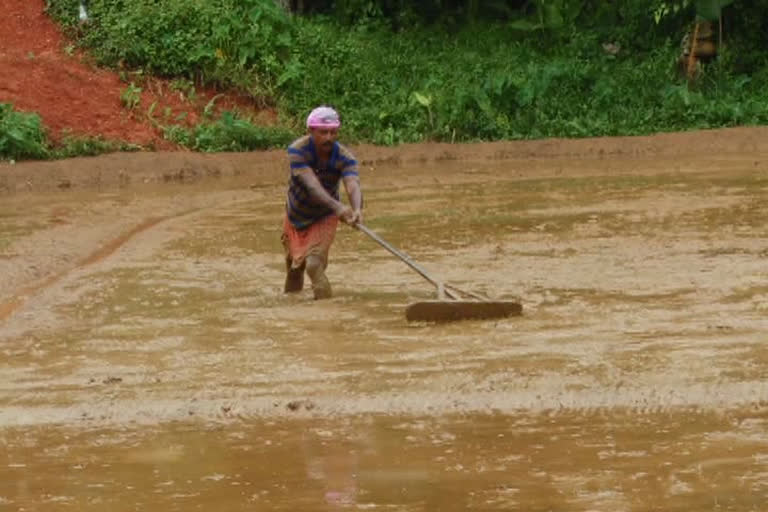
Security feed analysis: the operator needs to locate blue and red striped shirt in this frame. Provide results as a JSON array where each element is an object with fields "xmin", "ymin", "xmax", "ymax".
[{"xmin": 285, "ymin": 135, "xmax": 359, "ymax": 229}]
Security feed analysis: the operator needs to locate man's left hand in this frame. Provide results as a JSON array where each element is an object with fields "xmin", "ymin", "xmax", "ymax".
[{"xmin": 348, "ymin": 209, "xmax": 363, "ymax": 226}]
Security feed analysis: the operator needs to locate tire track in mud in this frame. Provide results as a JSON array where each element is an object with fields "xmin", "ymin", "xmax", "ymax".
[{"xmin": 0, "ymin": 216, "xmax": 170, "ymax": 323}]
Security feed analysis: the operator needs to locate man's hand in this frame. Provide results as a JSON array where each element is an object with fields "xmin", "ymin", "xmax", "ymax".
[
  {"xmin": 348, "ymin": 209, "xmax": 363, "ymax": 226},
  {"xmin": 335, "ymin": 203, "xmax": 354, "ymax": 224},
  {"xmin": 335, "ymin": 204, "xmax": 362, "ymax": 226}
]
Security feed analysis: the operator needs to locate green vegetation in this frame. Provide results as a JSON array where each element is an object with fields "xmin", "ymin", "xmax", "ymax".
[
  {"xmin": 163, "ymin": 111, "xmax": 295, "ymax": 152},
  {"xmin": 0, "ymin": 102, "xmax": 142, "ymax": 161},
  {"xmin": 0, "ymin": 103, "xmax": 49, "ymax": 160},
  {"xmin": 53, "ymin": 133, "xmax": 140, "ymax": 158},
  {"xmin": 24, "ymin": 0, "xmax": 768, "ymax": 157},
  {"xmin": 120, "ymin": 82, "xmax": 143, "ymax": 110}
]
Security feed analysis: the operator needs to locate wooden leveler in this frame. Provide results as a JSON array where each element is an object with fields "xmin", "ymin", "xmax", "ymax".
[{"xmin": 357, "ymin": 224, "xmax": 522, "ymax": 322}]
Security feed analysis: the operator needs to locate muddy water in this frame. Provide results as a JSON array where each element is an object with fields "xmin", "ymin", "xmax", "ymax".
[
  {"xmin": 2, "ymin": 412, "xmax": 767, "ymax": 511},
  {"xmin": 1, "ymin": 151, "xmax": 768, "ymax": 510}
]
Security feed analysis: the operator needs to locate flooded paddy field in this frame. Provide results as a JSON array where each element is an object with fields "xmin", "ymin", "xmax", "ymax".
[{"xmin": 1, "ymin": 128, "xmax": 767, "ymax": 510}]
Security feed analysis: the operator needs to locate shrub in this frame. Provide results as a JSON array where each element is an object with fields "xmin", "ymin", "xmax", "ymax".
[
  {"xmin": 164, "ymin": 111, "xmax": 295, "ymax": 152},
  {"xmin": 0, "ymin": 103, "xmax": 49, "ymax": 161}
]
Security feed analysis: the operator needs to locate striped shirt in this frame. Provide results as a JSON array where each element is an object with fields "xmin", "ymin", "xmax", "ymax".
[{"xmin": 285, "ymin": 135, "xmax": 359, "ymax": 229}]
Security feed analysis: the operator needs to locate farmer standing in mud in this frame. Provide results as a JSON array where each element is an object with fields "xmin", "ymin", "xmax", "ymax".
[{"xmin": 282, "ymin": 105, "xmax": 363, "ymax": 299}]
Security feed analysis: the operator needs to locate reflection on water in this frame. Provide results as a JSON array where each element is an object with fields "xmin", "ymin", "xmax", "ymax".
[{"xmin": 2, "ymin": 410, "xmax": 767, "ymax": 511}]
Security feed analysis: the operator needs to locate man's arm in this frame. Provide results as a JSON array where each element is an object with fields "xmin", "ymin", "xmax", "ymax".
[
  {"xmin": 342, "ymin": 175, "xmax": 363, "ymax": 225},
  {"xmin": 343, "ymin": 175, "xmax": 362, "ymax": 210}
]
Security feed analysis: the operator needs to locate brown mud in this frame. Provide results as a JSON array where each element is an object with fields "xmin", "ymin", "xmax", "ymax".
[{"xmin": 1, "ymin": 127, "xmax": 768, "ymax": 510}]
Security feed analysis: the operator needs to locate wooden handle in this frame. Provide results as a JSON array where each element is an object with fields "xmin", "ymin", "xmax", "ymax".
[{"xmin": 356, "ymin": 223, "xmax": 448, "ymax": 294}]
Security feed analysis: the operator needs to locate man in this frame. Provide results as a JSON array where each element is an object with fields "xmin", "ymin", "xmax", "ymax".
[{"xmin": 282, "ymin": 105, "xmax": 363, "ymax": 299}]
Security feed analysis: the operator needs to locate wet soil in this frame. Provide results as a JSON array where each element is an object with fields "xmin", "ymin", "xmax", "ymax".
[{"xmin": 1, "ymin": 127, "xmax": 768, "ymax": 510}]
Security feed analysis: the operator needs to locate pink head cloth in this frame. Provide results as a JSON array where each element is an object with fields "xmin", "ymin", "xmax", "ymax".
[{"xmin": 306, "ymin": 106, "xmax": 341, "ymax": 129}]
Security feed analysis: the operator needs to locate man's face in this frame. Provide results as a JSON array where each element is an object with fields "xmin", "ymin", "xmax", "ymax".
[{"xmin": 310, "ymin": 127, "xmax": 339, "ymax": 150}]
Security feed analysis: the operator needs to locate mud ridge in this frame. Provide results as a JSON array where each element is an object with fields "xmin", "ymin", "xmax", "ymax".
[{"xmin": 0, "ymin": 216, "xmax": 169, "ymax": 322}]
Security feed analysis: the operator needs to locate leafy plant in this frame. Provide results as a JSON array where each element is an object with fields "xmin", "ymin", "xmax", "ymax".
[
  {"xmin": 509, "ymin": 0, "xmax": 584, "ymax": 31},
  {"xmin": 170, "ymin": 78, "xmax": 197, "ymax": 101},
  {"xmin": 695, "ymin": 0, "xmax": 735, "ymax": 21},
  {"xmin": 0, "ymin": 103, "xmax": 49, "ymax": 161},
  {"xmin": 411, "ymin": 92, "xmax": 434, "ymax": 136},
  {"xmin": 652, "ymin": 0, "xmax": 737, "ymax": 24},
  {"xmin": 120, "ymin": 82, "xmax": 142, "ymax": 110},
  {"xmin": 164, "ymin": 111, "xmax": 294, "ymax": 152},
  {"xmin": 52, "ymin": 134, "xmax": 132, "ymax": 158}
]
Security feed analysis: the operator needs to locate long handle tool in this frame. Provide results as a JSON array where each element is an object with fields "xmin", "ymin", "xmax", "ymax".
[{"xmin": 357, "ymin": 224, "xmax": 522, "ymax": 322}]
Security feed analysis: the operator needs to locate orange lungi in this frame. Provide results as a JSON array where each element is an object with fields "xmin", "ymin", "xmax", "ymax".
[{"xmin": 282, "ymin": 214, "xmax": 339, "ymax": 269}]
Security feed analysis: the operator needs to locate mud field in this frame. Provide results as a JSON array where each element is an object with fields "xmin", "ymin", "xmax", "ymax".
[{"xmin": 1, "ymin": 128, "xmax": 767, "ymax": 511}]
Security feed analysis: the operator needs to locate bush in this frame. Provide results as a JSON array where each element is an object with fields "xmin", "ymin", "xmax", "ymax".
[
  {"xmin": 0, "ymin": 103, "xmax": 49, "ymax": 161},
  {"xmin": 164, "ymin": 111, "xmax": 295, "ymax": 152},
  {"xmin": 52, "ymin": 134, "xmax": 138, "ymax": 159},
  {"xmin": 46, "ymin": 0, "xmax": 293, "ymax": 96}
]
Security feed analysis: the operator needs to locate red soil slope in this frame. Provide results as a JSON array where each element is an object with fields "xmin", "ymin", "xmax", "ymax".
[{"xmin": 0, "ymin": 0, "xmax": 268, "ymax": 147}]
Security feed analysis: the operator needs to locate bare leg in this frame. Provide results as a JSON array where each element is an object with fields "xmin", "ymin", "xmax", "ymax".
[
  {"xmin": 284, "ymin": 256, "xmax": 305, "ymax": 293},
  {"xmin": 305, "ymin": 254, "xmax": 331, "ymax": 299}
]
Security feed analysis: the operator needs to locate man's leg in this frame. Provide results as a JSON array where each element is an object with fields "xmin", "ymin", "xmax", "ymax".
[
  {"xmin": 305, "ymin": 253, "xmax": 331, "ymax": 299},
  {"xmin": 284, "ymin": 256, "xmax": 305, "ymax": 293}
]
